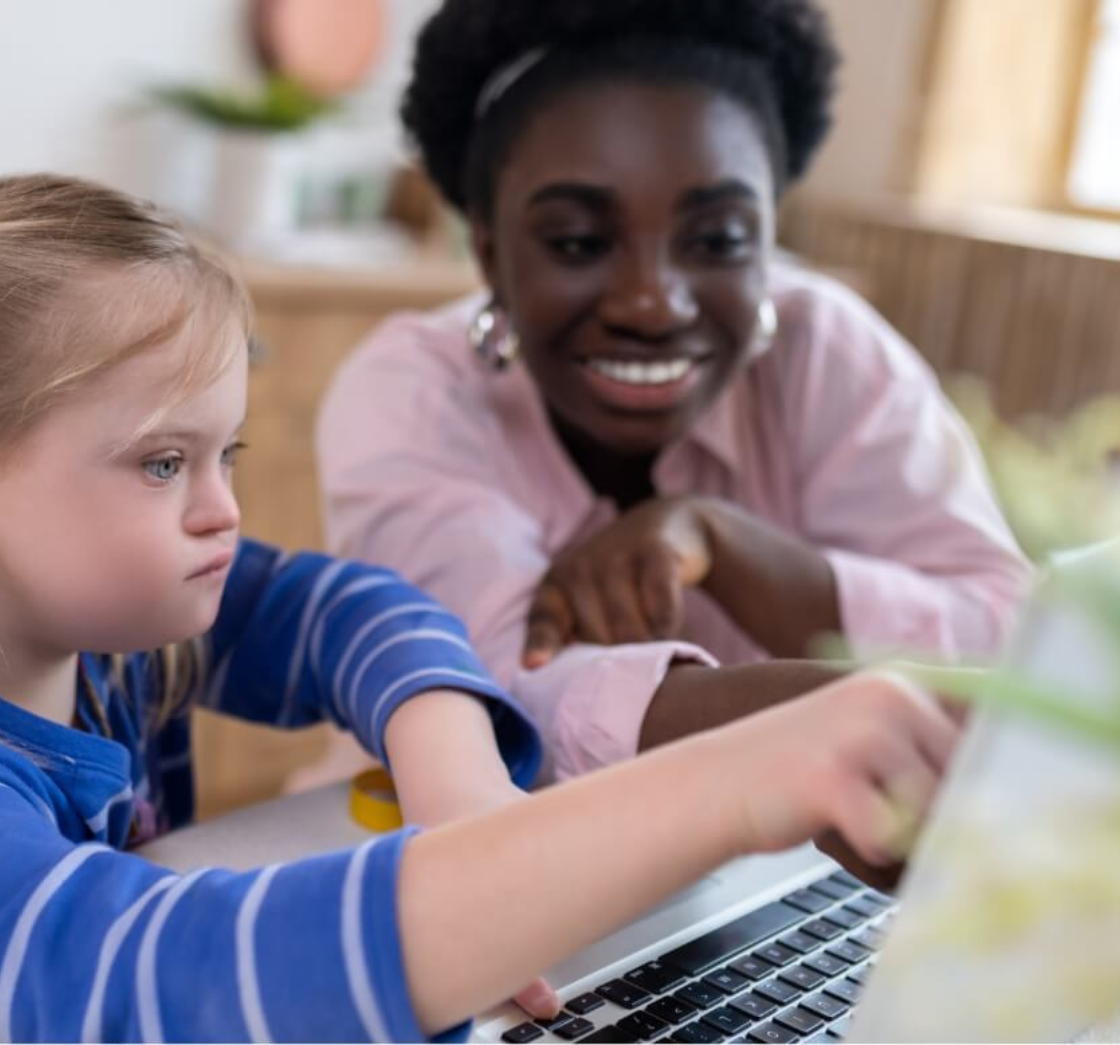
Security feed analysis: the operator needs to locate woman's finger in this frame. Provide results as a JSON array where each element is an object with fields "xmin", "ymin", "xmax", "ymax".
[
  {"xmin": 522, "ymin": 584, "xmax": 573, "ymax": 668},
  {"xmin": 637, "ymin": 551, "xmax": 685, "ymax": 638}
]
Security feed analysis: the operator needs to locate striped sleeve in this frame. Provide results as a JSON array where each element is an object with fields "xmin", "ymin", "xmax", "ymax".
[
  {"xmin": 0, "ymin": 777, "xmax": 452, "ymax": 1042},
  {"xmin": 199, "ymin": 539, "xmax": 542, "ymax": 787}
]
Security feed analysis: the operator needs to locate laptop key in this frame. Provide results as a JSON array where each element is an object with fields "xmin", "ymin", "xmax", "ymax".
[
  {"xmin": 823, "ymin": 978, "xmax": 859, "ymax": 1006},
  {"xmin": 821, "ymin": 907, "xmax": 863, "ymax": 931},
  {"xmin": 502, "ymin": 1022, "xmax": 544, "ymax": 1043},
  {"xmin": 660, "ymin": 902, "xmax": 804, "ymax": 976},
  {"xmin": 801, "ymin": 992, "xmax": 850, "ymax": 1021},
  {"xmin": 845, "ymin": 964, "xmax": 871, "ymax": 986},
  {"xmin": 647, "ymin": 997, "xmax": 697, "ymax": 1025},
  {"xmin": 850, "ymin": 926, "xmax": 887, "ymax": 950},
  {"xmin": 862, "ymin": 889, "xmax": 895, "ymax": 908},
  {"xmin": 586, "ymin": 1021, "xmax": 640, "ymax": 1039},
  {"xmin": 829, "ymin": 870, "xmax": 865, "ymax": 890},
  {"xmin": 627, "ymin": 961, "xmax": 688, "ymax": 996},
  {"xmin": 825, "ymin": 940, "xmax": 870, "ymax": 965},
  {"xmin": 555, "ymin": 1017, "xmax": 596, "ymax": 1041},
  {"xmin": 671, "ymin": 1020, "xmax": 723, "ymax": 1043},
  {"xmin": 583, "ymin": 1027, "xmax": 635, "ymax": 1044},
  {"xmin": 754, "ymin": 978, "xmax": 802, "ymax": 1006},
  {"xmin": 567, "ymin": 993, "xmax": 606, "ymax": 1016},
  {"xmin": 782, "ymin": 888, "xmax": 832, "ymax": 914},
  {"xmin": 703, "ymin": 968, "xmax": 751, "ymax": 994},
  {"xmin": 778, "ymin": 930, "xmax": 819, "ymax": 955},
  {"xmin": 779, "ymin": 966, "xmax": 826, "ymax": 991},
  {"xmin": 729, "ymin": 991, "xmax": 777, "ymax": 1020},
  {"xmin": 617, "ymin": 1010, "xmax": 669, "ymax": 1040},
  {"xmin": 700, "ymin": 1006, "xmax": 752, "ymax": 1036},
  {"xmin": 728, "ymin": 954, "xmax": 775, "ymax": 980},
  {"xmin": 535, "ymin": 1014, "xmax": 574, "ymax": 1032},
  {"xmin": 674, "ymin": 981, "xmax": 725, "ymax": 1010},
  {"xmin": 800, "ymin": 918, "xmax": 843, "ymax": 942},
  {"xmin": 598, "ymin": 978, "xmax": 653, "ymax": 1009},
  {"xmin": 753, "ymin": 942, "xmax": 799, "ymax": 968},
  {"xmin": 802, "ymin": 952, "xmax": 849, "ymax": 977},
  {"xmin": 841, "ymin": 897, "xmax": 883, "ymax": 919},
  {"xmin": 747, "ymin": 1021, "xmax": 799, "ymax": 1042},
  {"xmin": 776, "ymin": 1008, "xmax": 825, "ymax": 1035},
  {"xmin": 807, "ymin": 878, "xmax": 857, "ymax": 902}
]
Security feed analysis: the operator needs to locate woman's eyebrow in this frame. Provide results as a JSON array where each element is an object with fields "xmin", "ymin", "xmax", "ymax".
[
  {"xmin": 677, "ymin": 179, "xmax": 758, "ymax": 211},
  {"xmin": 527, "ymin": 182, "xmax": 614, "ymax": 210}
]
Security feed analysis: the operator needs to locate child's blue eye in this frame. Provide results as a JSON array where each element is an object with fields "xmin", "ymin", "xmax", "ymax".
[
  {"xmin": 144, "ymin": 456, "xmax": 182, "ymax": 483},
  {"xmin": 221, "ymin": 441, "xmax": 247, "ymax": 467}
]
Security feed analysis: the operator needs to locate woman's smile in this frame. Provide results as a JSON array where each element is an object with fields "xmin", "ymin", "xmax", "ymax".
[{"xmin": 574, "ymin": 352, "xmax": 708, "ymax": 412}]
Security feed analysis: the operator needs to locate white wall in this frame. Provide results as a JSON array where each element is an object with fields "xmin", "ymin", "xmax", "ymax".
[
  {"xmin": 0, "ymin": 0, "xmax": 928, "ymax": 205},
  {"xmin": 0, "ymin": 0, "xmax": 438, "ymax": 195},
  {"xmin": 800, "ymin": 0, "xmax": 936, "ymax": 202}
]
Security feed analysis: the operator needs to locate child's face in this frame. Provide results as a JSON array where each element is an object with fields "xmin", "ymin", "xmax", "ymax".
[{"xmin": 0, "ymin": 325, "xmax": 248, "ymax": 656}]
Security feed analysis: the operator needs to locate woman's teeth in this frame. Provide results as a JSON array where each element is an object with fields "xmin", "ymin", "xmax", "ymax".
[{"xmin": 586, "ymin": 358, "xmax": 693, "ymax": 385}]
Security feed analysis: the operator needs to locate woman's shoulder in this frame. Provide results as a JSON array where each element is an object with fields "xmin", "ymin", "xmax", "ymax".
[
  {"xmin": 766, "ymin": 258, "xmax": 936, "ymax": 388},
  {"xmin": 341, "ymin": 294, "xmax": 484, "ymax": 380}
]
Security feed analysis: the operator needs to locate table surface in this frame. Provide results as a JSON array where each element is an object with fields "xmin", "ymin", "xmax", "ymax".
[{"xmin": 137, "ymin": 781, "xmax": 373, "ymax": 872}]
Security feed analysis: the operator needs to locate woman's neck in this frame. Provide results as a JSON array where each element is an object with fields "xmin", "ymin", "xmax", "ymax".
[
  {"xmin": 0, "ymin": 642, "xmax": 79, "ymax": 726},
  {"xmin": 550, "ymin": 412, "xmax": 658, "ymax": 512}
]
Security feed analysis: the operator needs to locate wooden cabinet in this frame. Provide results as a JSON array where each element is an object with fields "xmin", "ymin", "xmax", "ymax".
[{"xmin": 193, "ymin": 249, "xmax": 478, "ymax": 819}]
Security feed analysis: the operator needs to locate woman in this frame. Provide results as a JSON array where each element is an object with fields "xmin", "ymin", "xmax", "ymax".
[{"xmin": 313, "ymin": 0, "xmax": 1030, "ymax": 784}]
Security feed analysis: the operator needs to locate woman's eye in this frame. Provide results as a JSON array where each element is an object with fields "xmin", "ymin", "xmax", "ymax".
[
  {"xmin": 221, "ymin": 441, "xmax": 247, "ymax": 468},
  {"xmin": 143, "ymin": 456, "xmax": 182, "ymax": 483},
  {"xmin": 545, "ymin": 234, "xmax": 610, "ymax": 262},
  {"xmin": 691, "ymin": 228, "xmax": 753, "ymax": 259}
]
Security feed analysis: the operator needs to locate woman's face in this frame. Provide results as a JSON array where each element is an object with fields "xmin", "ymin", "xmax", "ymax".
[{"xmin": 473, "ymin": 81, "xmax": 776, "ymax": 455}]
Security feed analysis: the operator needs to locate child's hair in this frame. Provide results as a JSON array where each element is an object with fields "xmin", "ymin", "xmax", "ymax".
[
  {"xmin": 0, "ymin": 173, "xmax": 253, "ymax": 720},
  {"xmin": 0, "ymin": 172, "xmax": 251, "ymax": 455}
]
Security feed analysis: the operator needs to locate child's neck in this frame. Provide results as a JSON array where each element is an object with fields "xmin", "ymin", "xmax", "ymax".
[{"xmin": 0, "ymin": 644, "xmax": 79, "ymax": 727}]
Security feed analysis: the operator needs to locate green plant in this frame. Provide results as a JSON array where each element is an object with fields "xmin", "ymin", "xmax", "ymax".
[{"xmin": 150, "ymin": 74, "xmax": 337, "ymax": 132}]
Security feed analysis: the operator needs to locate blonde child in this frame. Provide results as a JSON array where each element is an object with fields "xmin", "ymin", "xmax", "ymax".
[{"xmin": 0, "ymin": 174, "xmax": 958, "ymax": 1042}]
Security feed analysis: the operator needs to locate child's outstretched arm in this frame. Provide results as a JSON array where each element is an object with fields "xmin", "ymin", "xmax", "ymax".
[{"xmin": 396, "ymin": 671, "xmax": 959, "ymax": 1034}]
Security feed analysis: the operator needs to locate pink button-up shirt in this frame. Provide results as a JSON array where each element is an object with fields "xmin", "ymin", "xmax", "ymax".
[{"xmin": 317, "ymin": 263, "xmax": 1031, "ymax": 781}]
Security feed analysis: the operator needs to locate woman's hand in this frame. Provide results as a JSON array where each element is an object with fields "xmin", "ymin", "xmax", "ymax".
[{"xmin": 522, "ymin": 497, "xmax": 712, "ymax": 667}]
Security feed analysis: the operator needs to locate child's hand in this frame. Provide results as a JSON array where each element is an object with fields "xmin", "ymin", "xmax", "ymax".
[{"xmin": 720, "ymin": 670, "xmax": 961, "ymax": 867}]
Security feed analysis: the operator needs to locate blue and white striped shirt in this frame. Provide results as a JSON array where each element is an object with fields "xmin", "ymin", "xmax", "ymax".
[{"xmin": 0, "ymin": 539, "xmax": 541, "ymax": 1042}]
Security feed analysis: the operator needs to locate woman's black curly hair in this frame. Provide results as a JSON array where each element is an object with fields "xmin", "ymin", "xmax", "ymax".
[{"xmin": 401, "ymin": 0, "xmax": 839, "ymax": 217}]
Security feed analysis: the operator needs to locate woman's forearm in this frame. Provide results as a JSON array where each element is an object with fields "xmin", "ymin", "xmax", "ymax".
[
  {"xmin": 639, "ymin": 660, "xmax": 847, "ymax": 750},
  {"xmin": 397, "ymin": 729, "xmax": 740, "ymax": 1034},
  {"xmin": 697, "ymin": 498, "xmax": 841, "ymax": 656}
]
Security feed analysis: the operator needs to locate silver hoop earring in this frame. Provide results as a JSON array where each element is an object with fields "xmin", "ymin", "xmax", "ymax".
[
  {"xmin": 749, "ymin": 297, "xmax": 778, "ymax": 359},
  {"xmin": 469, "ymin": 299, "xmax": 520, "ymax": 371}
]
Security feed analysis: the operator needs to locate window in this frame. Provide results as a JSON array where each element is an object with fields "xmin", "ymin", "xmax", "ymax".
[{"xmin": 1068, "ymin": 0, "xmax": 1120, "ymax": 210}]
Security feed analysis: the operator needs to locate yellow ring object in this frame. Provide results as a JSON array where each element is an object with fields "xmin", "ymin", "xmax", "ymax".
[{"xmin": 349, "ymin": 768, "xmax": 403, "ymax": 831}]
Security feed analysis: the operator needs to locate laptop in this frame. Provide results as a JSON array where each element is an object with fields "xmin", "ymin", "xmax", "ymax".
[{"xmin": 473, "ymin": 543, "xmax": 1120, "ymax": 1044}]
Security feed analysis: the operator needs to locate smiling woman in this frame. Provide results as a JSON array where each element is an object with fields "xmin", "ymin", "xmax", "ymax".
[{"xmin": 310, "ymin": 0, "xmax": 1033, "ymax": 787}]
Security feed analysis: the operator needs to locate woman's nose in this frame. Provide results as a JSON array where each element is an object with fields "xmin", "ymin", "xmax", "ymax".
[{"xmin": 599, "ymin": 249, "xmax": 699, "ymax": 336}]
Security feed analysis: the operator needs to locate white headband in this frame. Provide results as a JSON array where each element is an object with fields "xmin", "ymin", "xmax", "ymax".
[{"xmin": 474, "ymin": 47, "xmax": 549, "ymax": 119}]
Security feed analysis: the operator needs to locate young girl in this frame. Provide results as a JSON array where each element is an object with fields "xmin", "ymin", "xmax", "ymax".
[{"xmin": 0, "ymin": 174, "xmax": 959, "ymax": 1042}]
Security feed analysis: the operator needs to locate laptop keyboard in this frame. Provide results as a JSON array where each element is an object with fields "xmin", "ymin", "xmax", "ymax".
[{"xmin": 500, "ymin": 869, "xmax": 895, "ymax": 1044}]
